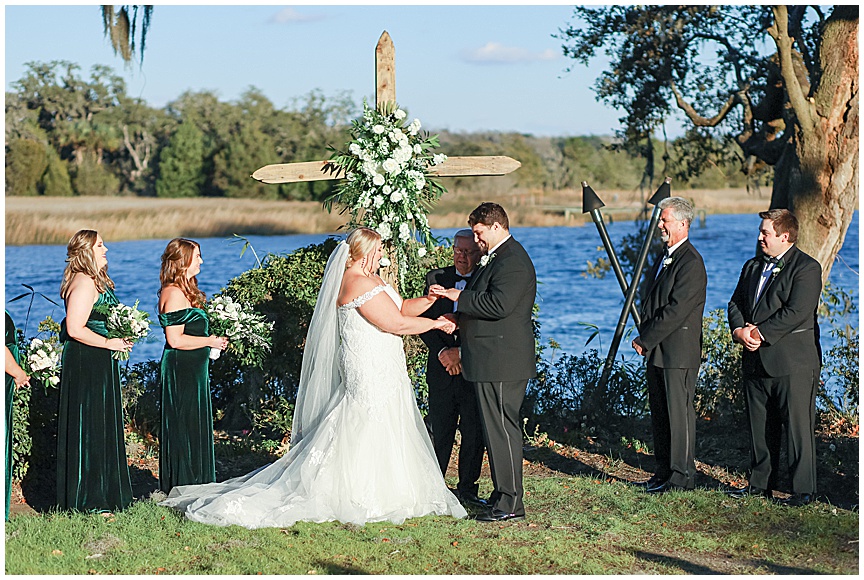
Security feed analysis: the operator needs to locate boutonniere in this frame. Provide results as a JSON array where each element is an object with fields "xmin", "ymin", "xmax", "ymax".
[
  {"xmin": 771, "ymin": 258, "xmax": 785, "ymax": 278},
  {"xmin": 662, "ymin": 256, "xmax": 674, "ymax": 269},
  {"xmin": 479, "ymin": 252, "xmax": 496, "ymax": 267}
]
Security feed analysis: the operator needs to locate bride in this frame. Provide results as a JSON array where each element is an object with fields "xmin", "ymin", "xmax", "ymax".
[{"xmin": 160, "ymin": 228, "xmax": 467, "ymax": 527}]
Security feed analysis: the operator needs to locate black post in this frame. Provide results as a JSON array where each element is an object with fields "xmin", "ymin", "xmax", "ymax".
[
  {"xmin": 595, "ymin": 178, "xmax": 672, "ymax": 398},
  {"xmin": 582, "ymin": 181, "xmax": 641, "ymax": 327}
]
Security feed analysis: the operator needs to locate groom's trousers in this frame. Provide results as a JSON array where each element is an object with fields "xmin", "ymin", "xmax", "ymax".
[{"xmin": 474, "ymin": 379, "xmax": 528, "ymax": 516}]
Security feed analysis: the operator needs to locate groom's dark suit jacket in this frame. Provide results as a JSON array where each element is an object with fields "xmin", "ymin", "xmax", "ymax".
[
  {"xmin": 456, "ymin": 237, "xmax": 537, "ymax": 383},
  {"xmin": 639, "ymin": 239, "xmax": 706, "ymax": 369},
  {"xmin": 727, "ymin": 245, "xmax": 822, "ymax": 377}
]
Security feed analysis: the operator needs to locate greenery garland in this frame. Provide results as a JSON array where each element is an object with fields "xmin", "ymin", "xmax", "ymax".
[{"xmin": 325, "ymin": 100, "xmax": 448, "ymax": 288}]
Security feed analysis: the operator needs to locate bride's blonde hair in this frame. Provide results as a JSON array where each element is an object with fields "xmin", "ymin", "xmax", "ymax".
[{"xmin": 345, "ymin": 227, "xmax": 381, "ymax": 268}]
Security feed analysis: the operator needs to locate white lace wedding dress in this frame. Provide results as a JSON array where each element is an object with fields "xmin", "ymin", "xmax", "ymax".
[{"xmin": 160, "ymin": 273, "xmax": 466, "ymax": 528}]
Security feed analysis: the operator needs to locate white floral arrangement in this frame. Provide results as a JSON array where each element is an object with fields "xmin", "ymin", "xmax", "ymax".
[
  {"xmin": 94, "ymin": 300, "xmax": 152, "ymax": 360},
  {"xmin": 205, "ymin": 295, "xmax": 273, "ymax": 368},
  {"xmin": 325, "ymin": 100, "xmax": 447, "ymax": 285},
  {"xmin": 22, "ymin": 337, "xmax": 62, "ymax": 388}
]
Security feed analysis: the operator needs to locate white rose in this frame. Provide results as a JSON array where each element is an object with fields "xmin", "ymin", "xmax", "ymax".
[
  {"xmin": 372, "ymin": 174, "xmax": 386, "ymax": 186},
  {"xmin": 379, "ymin": 257, "xmax": 392, "ymax": 267},
  {"xmin": 413, "ymin": 144, "xmax": 423, "ymax": 154},
  {"xmin": 373, "ymin": 124, "xmax": 385, "ymax": 134},
  {"xmin": 382, "ymin": 184, "xmax": 392, "ymax": 195},
  {"xmin": 417, "ymin": 247, "xmax": 427, "ymax": 258},
  {"xmin": 376, "ymin": 223, "xmax": 392, "ymax": 240},
  {"xmin": 373, "ymin": 195, "xmax": 385, "ymax": 208},
  {"xmin": 49, "ymin": 375, "xmax": 60, "ymax": 386},
  {"xmin": 394, "ymin": 109, "xmax": 406, "ymax": 120},
  {"xmin": 390, "ymin": 190, "xmax": 403, "ymax": 203},
  {"xmin": 349, "ymin": 143, "xmax": 361, "ymax": 155},
  {"xmin": 382, "ymin": 159, "xmax": 398, "ymax": 174}
]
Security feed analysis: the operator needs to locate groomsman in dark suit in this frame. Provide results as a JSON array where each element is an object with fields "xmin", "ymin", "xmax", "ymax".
[
  {"xmin": 419, "ymin": 229, "xmax": 487, "ymax": 509},
  {"xmin": 727, "ymin": 209, "xmax": 822, "ymax": 507},
  {"xmin": 632, "ymin": 197, "xmax": 707, "ymax": 494},
  {"xmin": 431, "ymin": 203, "xmax": 537, "ymax": 522}
]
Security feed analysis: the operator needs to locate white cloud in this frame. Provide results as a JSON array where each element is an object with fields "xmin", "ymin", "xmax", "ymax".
[
  {"xmin": 268, "ymin": 8, "xmax": 324, "ymax": 24},
  {"xmin": 461, "ymin": 42, "xmax": 558, "ymax": 64}
]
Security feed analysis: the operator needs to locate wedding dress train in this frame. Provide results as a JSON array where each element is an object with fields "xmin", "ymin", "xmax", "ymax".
[{"xmin": 160, "ymin": 247, "xmax": 466, "ymax": 528}]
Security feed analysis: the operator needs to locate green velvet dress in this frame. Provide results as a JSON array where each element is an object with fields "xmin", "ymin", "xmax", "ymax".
[
  {"xmin": 57, "ymin": 287, "xmax": 133, "ymax": 512},
  {"xmin": 5, "ymin": 311, "xmax": 19, "ymax": 520},
  {"xmin": 158, "ymin": 308, "xmax": 215, "ymax": 494}
]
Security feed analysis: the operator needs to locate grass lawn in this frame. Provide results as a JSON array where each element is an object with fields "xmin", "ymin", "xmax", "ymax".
[{"xmin": 5, "ymin": 470, "xmax": 858, "ymax": 574}]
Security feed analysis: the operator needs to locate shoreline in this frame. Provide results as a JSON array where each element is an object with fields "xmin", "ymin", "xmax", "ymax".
[{"xmin": 5, "ymin": 188, "xmax": 771, "ymax": 246}]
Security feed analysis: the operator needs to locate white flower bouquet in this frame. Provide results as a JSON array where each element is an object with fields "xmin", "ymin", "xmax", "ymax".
[
  {"xmin": 324, "ymin": 100, "xmax": 447, "ymax": 285},
  {"xmin": 94, "ymin": 300, "xmax": 152, "ymax": 360},
  {"xmin": 205, "ymin": 295, "xmax": 273, "ymax": 368},
  {"xmin": 21, "ymin": 337, "xmax": 63, "ymax": 389}
]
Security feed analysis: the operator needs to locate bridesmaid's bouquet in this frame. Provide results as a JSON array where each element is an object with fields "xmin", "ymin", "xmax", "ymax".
[
  {"xmin": 94, "ymin": 300, "xmax": 152, "ymax": 360},
  {"xmin": 22, "ymin": 337, "xmax": 63, "ymax": 389},
  {"xmin": 205, "ymin": 295, "xmax": 273, "ymax": 367}
]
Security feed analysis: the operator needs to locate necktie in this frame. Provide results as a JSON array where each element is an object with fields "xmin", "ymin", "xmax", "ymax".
[{"xmin": 755, "ymin": 261, "xmax": 775, "ymax": 302}]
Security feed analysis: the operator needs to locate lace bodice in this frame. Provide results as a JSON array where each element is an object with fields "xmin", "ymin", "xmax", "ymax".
[{"xmin": 337, "ymin": 284, "xmax": 406, "ymax": 422}]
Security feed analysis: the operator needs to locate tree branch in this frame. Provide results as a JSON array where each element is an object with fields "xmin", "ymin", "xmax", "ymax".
[
  {"xmin": 669, "ymin": 80, "xmax": 737, "ymax": 127},
  {"xmin": 767, "ymin": 5, "xmax": 816, "ymax": 134}
]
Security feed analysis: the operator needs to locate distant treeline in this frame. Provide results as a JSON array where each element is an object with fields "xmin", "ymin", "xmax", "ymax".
[{"xmin": 5, "ymin": 61, "xmax": 762, "ymax": 200}]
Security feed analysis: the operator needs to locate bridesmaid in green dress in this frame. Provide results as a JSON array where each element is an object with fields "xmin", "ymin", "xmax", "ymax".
[
  {"xmin": 5, "ymin": 311, "xmax": 30, "ymax": 520},
  {"xmin": 157, "ymin": 238, "xmax": 227, "ymax": 494},
  {"xmin": 57, "ymin": 230, "xmax": 134, "ymax": 512}
]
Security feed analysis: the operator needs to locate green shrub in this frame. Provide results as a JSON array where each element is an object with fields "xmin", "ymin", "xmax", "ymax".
[
  {"xmin": 696, "ymin": 309, "xmax": 744, "ymax": 418},
  {"xmin": 121, "ymin": 360, "xmax": 161, "ymax": 444}
]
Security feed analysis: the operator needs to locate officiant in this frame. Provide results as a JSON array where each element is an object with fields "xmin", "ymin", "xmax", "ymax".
[{"xmin": 420, "ymin": 229, "xmax": 487, "ymax": 510}]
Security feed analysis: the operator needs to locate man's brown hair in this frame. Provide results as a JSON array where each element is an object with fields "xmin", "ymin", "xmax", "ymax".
[{"xmin": 759, "ymin": 209, "xmax": 799, "ymax": 243}]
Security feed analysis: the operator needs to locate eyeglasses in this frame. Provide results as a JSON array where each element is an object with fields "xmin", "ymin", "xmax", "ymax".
[{"xmin": 453, "ymin": 248, "xmax": 479, "ymax": 256}]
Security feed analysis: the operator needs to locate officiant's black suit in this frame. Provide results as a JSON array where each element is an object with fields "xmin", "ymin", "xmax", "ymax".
[
  {"xmin": 419, "ymin": 266, "xmax": 485, "ymax": 497},
  {"xmin": 639, "ymin": 239, "xmax": 706, "ymax": 490},
  {"xmin": 456, "ymin": 237, "xmax": 537, "ymax": 516},
  {"xmin": 727, "ymin": 245, "xmax": 822, "ymax": 494}
]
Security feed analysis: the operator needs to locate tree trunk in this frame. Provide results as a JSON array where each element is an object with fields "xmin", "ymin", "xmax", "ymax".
[{"xmin": 771, "ymin": 8, "xmax": 858, "ymax": 285}]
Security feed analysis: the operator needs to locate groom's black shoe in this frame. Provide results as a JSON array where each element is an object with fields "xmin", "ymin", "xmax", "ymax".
[
  {"xmin": 472, "ymin": 508, "xmax": 525, "ymax": 522},
  {"xmin": 456, "ymin": 491, "xmax": 488, "ymax": 510},
  {"xmin": 633, "ymin": 475, "xmax": 667, "ymax": 489}
]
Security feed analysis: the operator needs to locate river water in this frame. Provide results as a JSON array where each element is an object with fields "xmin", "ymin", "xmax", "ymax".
[{"xmin": 5, "ymin": 212, "xmax": 858, "ymax": 366}]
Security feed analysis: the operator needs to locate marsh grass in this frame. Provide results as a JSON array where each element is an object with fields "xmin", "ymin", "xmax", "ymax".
[
  {"xmin": 5, "ymin": 188, "xmax": 767, "ymax": 245},
  {"xmin": 6, "ymin": 474, "xmax": 857, "ymax": 574}
]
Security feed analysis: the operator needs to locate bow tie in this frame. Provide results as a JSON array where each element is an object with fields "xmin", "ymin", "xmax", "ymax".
[
  {"xmin": 454, "ymin": 274, "xmax": 471, "ymax": 282},
  {"xmin": 762, "ymin": 255, "xmax": 780, "ymax": 265}
]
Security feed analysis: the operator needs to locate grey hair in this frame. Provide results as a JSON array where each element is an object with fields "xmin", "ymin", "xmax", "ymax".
[
  {"xmin": 454, "ymin": 228, "xmax": 474, "ymax": 240},
  {"xmin": 657, "ymin": 196, "xmax": 695, "ymax": 227}
]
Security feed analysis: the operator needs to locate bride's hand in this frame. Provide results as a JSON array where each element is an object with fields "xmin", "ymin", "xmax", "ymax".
[
  {"xmin": 435, "ymin": 316, "xmax": 457, "ymax": 334},
  {"xmin": 428, "ymin": 284, "xmax": 446, "ymax": 299}
]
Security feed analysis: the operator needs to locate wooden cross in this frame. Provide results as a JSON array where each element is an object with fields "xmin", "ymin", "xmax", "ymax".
[{"xmin": 251, "ymin": 31, "xmax": 521, "ymax": 185}]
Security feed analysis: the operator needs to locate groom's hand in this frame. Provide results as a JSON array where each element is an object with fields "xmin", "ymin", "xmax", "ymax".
[{"xmin": 631, "ymin": 336, "xmax": 647, "ymax": 356}]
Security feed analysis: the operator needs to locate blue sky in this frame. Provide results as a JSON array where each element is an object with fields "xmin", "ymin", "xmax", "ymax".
[{"xmin": 4, "ymin": 4, "xmax": 684, "ymax": 137}]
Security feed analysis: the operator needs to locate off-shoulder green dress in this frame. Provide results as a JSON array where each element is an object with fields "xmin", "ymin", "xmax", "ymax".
[
  {"xmin": 158, "ymin": 308, "xmax": 215, "ymax": 493},
  {"xmin": 57, "ymin": 288, "xmax": 133, "ymax": 512},
  {"xmin": 6, "ymin": 311, "xmax": 19, "ymax": 520}
]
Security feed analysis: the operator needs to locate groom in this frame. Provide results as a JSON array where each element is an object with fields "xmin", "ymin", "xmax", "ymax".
[{"xmin": 432, "ymin": 202, "xmax": 537, "ymax": 522}]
